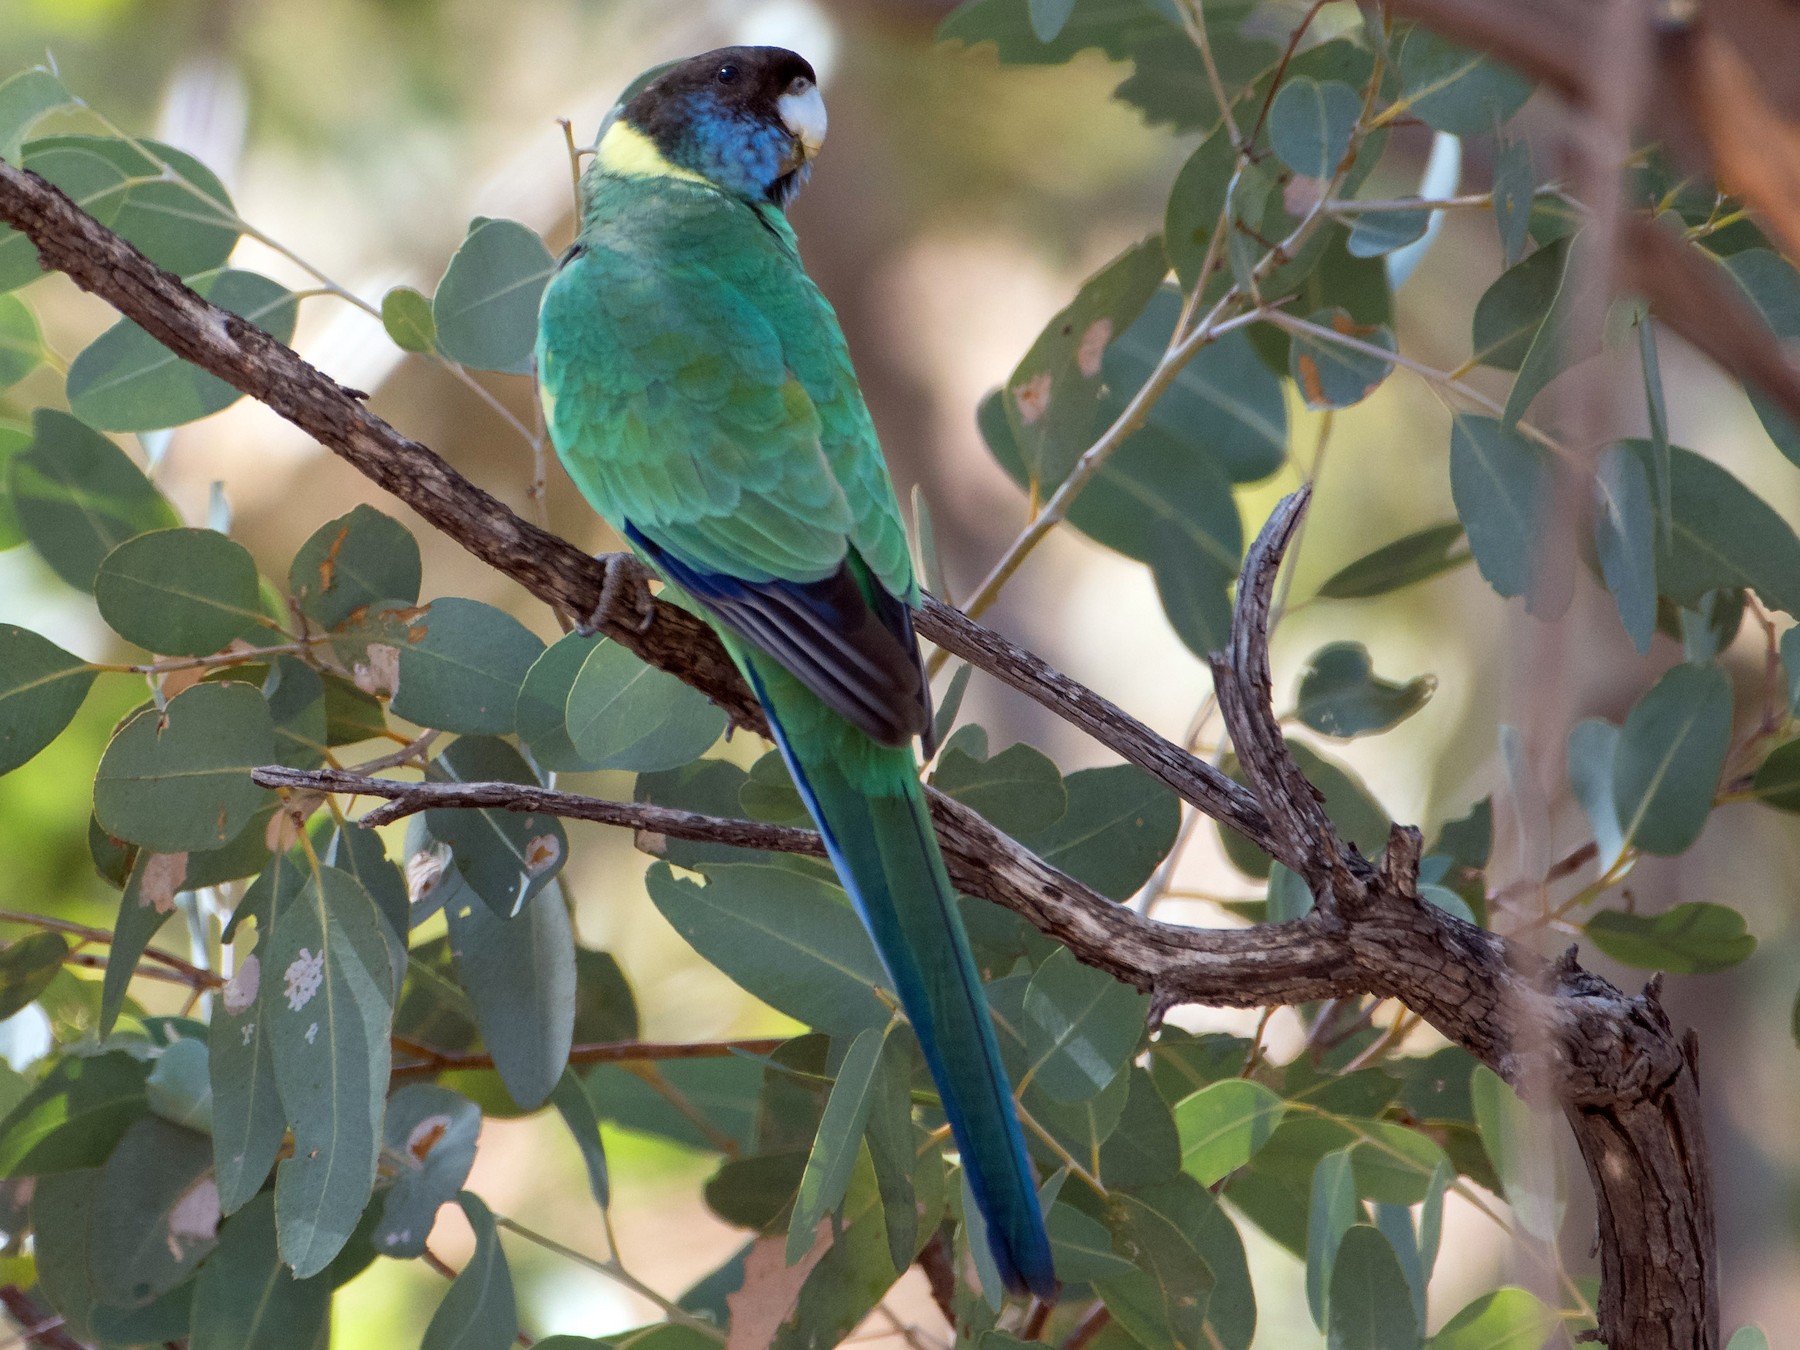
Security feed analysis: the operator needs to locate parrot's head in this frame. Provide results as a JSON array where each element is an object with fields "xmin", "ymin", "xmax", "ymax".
[{"xmin": 600, "ymin": 46, "xmax": 827, "ymax": 208}]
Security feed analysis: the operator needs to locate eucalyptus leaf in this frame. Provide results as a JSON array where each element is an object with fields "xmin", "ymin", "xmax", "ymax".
[
  {"xmin": 0, "ymin": 293, "xmax": 43, "ymax": 390},
  {"xmin": 1397, "ymin": 28, "xmax": 1531, "ymax": 135},
  {"xmin": 95, "ymin": 527, "xmax": 266, "ymax": 656},
  {"xmin": 434, "ymin": 217, "xmax": 556, "ymax": 375},
  {"xmin": 1327, "ymin": 1225, "xmax": 1420, "ymax": 1350},
  {"xmin": 445, "ymin": 878, "xmax": 576, "ymax": 1111},
  {"xmin": 1175, "ymin": 1079, "xmax": 1287, "ymax": 1184},
  {"xmin": 565, "ymin": 637, "xmax": 726, "ymax": 772},
  {"xmin": 1449, "ymin": 413, "xmax": 1551, "ymax": 602},
  {"xmin": 788, "ymin": 1024, "xmax": 888, "ymax": 1262},
  {"xmin": 93, "ymin": 681, "xmax": 274, "ymax": 853},
  {"xmin": 0, "ymin": 68, "xmax": 76, "ymax": 162},
  {"xmin": 421, "ymin": 1193, "xmax": 517, "ymax": 1350},
  {"xmin": 1611, "ymin": 661, "xmax": 1731, "ymax": 856},
  {"xmin": 425, "ymin": 735, "xmax": 567, "ymax": 919},
  {"xmin": 391, "ymin": 597, "xmax": 544, "ymax": 736},
  {"xmin": 551, "ymin": 1069, "xmax": 610, "ymax": 1210},
  {"xmin": 1267, "ymin": 77, "xmax": 1361, "ymax": 180},
  {"xmin": 1295, "ymin": 642, "xmax": 1433, "ymax": 738},
  {"xmin": 1023, "ymin": 947, "xmax": 1147, "ymax": 1101},
  {"xmin": 1426, "ymin": 1288, "xmax": 1558, "ymax": 1350},
  {"xmin": 0, "ymin": 624, "xmax": 96, "ymax": 775},
  {"xmin": 10, "ymin": 408, "xmax": 181, "ymax": 592},
  {"xmin": 1470, "ymin": 1066, "xmax": 1564, "ymax": 1241},
  {"xmin": 289, "ymin": 504, "xmax": 422, "ymax": 631},
  {"xmin": 190, "ymin": 1192, "xmax": 332, "ymax": 1350},
  {"xmin": 377, "ymin": 1083, "xmax": 481, "ymax": 1258},
  {"xmin": 1585, "ymin": 902, "xmax": 1756, "ymax": 974},
  {"xmin": 382, "ymin": 285, "xmax": 437, "ymax": 353},
  {"xmin": 1017, "ymin": 763, "xmax": 1180, "ymax": 901},
  {"xmin": 1345, "ymin": 207, "xmax": 1429, "ymax": 259},
  {"xmin": 931, "ymin": 739, "xmax": 1067, "ymax": 838},
  {"xmin": 1305, "ymin": 1147, "xmax": 1359, "ymax": 1328},
  {"xmin": 1317, "ymin": 523, "xmax": 1468, "ymax": 600},
  {"xmin": 1593, "ymin": 444, "xmax": 1657, "ymax": 654},
  {"xmin": 516, "ymin": 631, "xmax": 607, "ymax": 772},
  {"xmin": 269, "ymin": 865, "xmax": 395, "ymax": 1277}
]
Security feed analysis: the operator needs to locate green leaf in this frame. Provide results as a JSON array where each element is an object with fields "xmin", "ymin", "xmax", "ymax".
[
  {"xmin": 1426, "ymin": 1288, "xmax": 1559, "ymax": 1350},
  {"xmin": 1752, "ymin": 736, "xmax": 1800, "ymax": 811},
  {"xmin": 266, "ymin": 657, "xmax": 330, "ymax": 770},
  {"xmin": 516, "ymin": 631, "xmax": 607, "ymax": 772},
  {"xmin": 1003, "ymin": 237, "xmax": 1168, "ymax": 490},
  {"xmin": 382, "ymin": 285, "xmax": 437, "ymax": 353},
  {"xmin": 0, "ymin": 624, "xmax": 95, "ymax": 775},
  {"xmin": 1290, "ymin": 308, "xmax": 1395, "ymax": 409},
  {"xmin": 6, "ymin": 136, "xmax": 238, "ymax": 286},
  {"xmin": 90, "ymin": 1115, "xmax": 217, "ymax": 1306},
  {"xmin": 445, "ymin": 878, "xmax": 577, "ymax": 1111},
  {"xmin": 1627, "ymin": 441, "xmax": 1800, "ymax": 616},
  {"xmin": 1345, "ymin": 206, "xmax": 1429, "ymax": 259},
  {"xmin": 0, "ymin": 930, "xmax": 66, "ymax": 1021},
  {"xmin": 433, "ymin": 217, "xmax": 556, "ymax": 375},
  {"xmin": 931, "ymin": 738, "xmax": 1067, "ymax": 837},
  {"xmin": 1492, "ymin": 140, "xmax": 1534, "ymax": 266},
  {"xmin": 1726, "ymin": 1329, "xmax": 1772, "ymax": 1350},
  {"xmin": 10, "ymin": 408, "xmax": 181, "ymax": 592},
  {"xmin": 1586, "ymin": 902, "xmax": 1756, "ymax": 974},
  {"xmin": 788, "ymin": 1024, "xmax": 889, "ymax": 1262},
  {"xmin": 1267, "ymin": 78, "xmax": 1361, "ymax": 180},
  {"xmin": 1449, "ymin": 413, "xmax": 1550, "ymax": 602},
  {"xmin": 101, "ymin": 851, "xmax": 176, "ymax": 1036},
  {"xmin": 1317, "ymin": 522, "xmax": 1468, "ymax": 600},
  {"xmin": 1725, "ymin": 250, "xmax": 1800, "ymax": 469},
  {"xmin": 95, "ymin": 527, "xmax": 265, "ymax": 656},
  {"xmin": 1305, "ymin": 1148, "xmax": 1359, "ymax": 1328},
  {"xmin": 0, "ymin": 293, "xmax": 43, "ymax": 390},
  {"xmin": 1017, "ymin": 763, "xmax": 1180, "ymax": 900},
  {"xmin": 0, "ymin": 68, "xmax": 76, "ymax": 162},
  {"xmin": 422, "ymin": 1193, "xmax": 518, "ymax": 1350},
  {"xmin": 1593, "ymin": 444, "xmax": 1656, "ymax": 653},
  {"xmin": 1295, "ymin": 642, "xmax": 1433, "ymax": 738},
  {"xmin": 1349, "ymin": 1121, "xmax": 1451, "ymax": 1205},
  {"xmin": 1150, "ymin": 516, "xmax": 1238, "ymax": 660},
  {"xmin": 377, "ymin": 1083, "xmax": 481, "ymax": 1258},
  {"xmin": 31, "ymin": 1169, "xmax": 105, "ymax": 1340},
  {"xmin": 1470, "ymin": 1066, "xmax": 1563, "ymax": 1241},
  {"xmin": 1327, "ymin": 1225, "xmax": 1419, "ymax": 1350},
  {"xmin": 1023, "ymin": 946, "xmax": 1147, "ymax": 1101},
  {"xmin": 1611, "ymin": 661, "xmax": 1732, "ymax": 856},
  {"xmin": 645, "ymin": 860, "xmax": 889, "ymax": 1036},
  {"xmin": 550, "ymin": 1069, "xmax": 610, "ymax": 1210},
  {"xmin": 564, "ymin": 637, "xmax": 726, "ymax": 772},
  {"xmin": 426, "ymin": 736, "xmax": 567, "ymax": 919},
  {"xmin": 1096, "ymin": 1187, "xmax": 1217, "ymax": 1349},
  {"xmin": 1471, "ymin": 238, "xmax": 1568, "ymax": 371},
  {"xmin": 211, "ymin": 910, "xmax": 286, "ymax": 1209},
  {"xmin": 0, "ymin": 1049, "xmax": 146, "ymax": 1169},
  {"xmin": 190, "ymin": 1191, "xmax": 332, "ymax": 1350},
  {"xmin": 67, "ymin": 269, "xmax": 297, "ymax": 431},
  {"xmin": 145, "ymin": 1036, "xmax": 213, "ymax": 1132},
  {"xmin": 94, "ymin": 681, "xmax": 274, "ymax": 852},
  {"xmin": 270, "ymin": 865, "xmax": 395, "ymax": 1277},
  {"xmin": 289, "ymin": 504, "xmax": 422, "ymax": 631},
  {"xmin": 1175, "ymin": 1079, "xmax": 1287, "ymax": 1184},
  {"xmin": 1397, "ymin": 27, "xmax": 1531, "ymax": 134},
  {"xmin": 391, "ymin": 597, "xmax": 544, "ymax": 736},
  {"xmin": 1048, "ymin": 1200, "xmax": 1136, "ymax": 1281}
]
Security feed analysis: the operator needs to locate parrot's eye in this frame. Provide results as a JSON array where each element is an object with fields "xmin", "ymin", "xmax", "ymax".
[
  {"xmin": 715, "ymin": 64, "xmax": 739, "ymax": 85},
  {"xmin": 788, "ymin": 76, "xmax": 813, "ymax": 96}
]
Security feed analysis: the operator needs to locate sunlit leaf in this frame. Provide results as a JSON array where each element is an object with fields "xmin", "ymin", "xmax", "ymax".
[
  {"xmin": 1175, "ymin": 1079, "xmax": 1287, "ymax": 1184},
  {"xmin": 0, "ymin": 68, "xmax": 76, "ymax": 162},
  {"xmin": 1023, "ymin": 946, "xmax": 1147, "ymax": 1101},
  {"xmin": 382, "ymin": 285, "xmax": 437, "ymax": 354}
]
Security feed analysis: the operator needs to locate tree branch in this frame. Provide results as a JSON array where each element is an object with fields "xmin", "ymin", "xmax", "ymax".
[{"xmin": 3, "ymin": 156, "xmax": 1714, "ymax": 1350}]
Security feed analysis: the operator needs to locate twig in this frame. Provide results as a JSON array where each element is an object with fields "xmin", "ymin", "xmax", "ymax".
[{"xmin": 391, "ymin": 1036, "xmax": 784, "ymax": 1080}]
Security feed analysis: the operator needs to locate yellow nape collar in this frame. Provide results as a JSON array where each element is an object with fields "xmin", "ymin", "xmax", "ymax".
[{"xmin": 594, "ymin": 120, "xmax": 712, "ymax": 188}]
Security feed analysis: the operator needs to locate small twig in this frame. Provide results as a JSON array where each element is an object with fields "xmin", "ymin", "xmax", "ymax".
[
  {"xmin": 391, "ymin": 1036, "xmax": 784, "ymax": 1080},
  {"xmin": 1060, "ymin": 1304, "xmax": 1111, "ymax": 1350},
  {"xmin": 0, "ymin": 908, "xmax": 222, "ymax": 987}
]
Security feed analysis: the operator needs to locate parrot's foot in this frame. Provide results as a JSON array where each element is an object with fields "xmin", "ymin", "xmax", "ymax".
[{"xmin": 580, "ymin": 554, "xmax": 657, "ymax": 637}]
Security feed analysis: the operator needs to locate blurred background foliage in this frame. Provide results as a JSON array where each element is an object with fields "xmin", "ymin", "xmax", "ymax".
[{"xmin": 0, "ymin": 0, "xmax": 1795, "ymax": 1343}]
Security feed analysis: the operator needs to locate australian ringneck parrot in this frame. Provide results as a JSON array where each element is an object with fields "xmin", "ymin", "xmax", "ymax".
[{"xmin": 534, "ymin": 46, "xmax": 1057, "ymax": 1298}]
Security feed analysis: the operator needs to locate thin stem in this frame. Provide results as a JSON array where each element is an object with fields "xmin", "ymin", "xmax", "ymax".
[
  {"xmin": 494, "ymin": 1215, "xmax": 726, "ymax": 1340},
  {"xmin": 1325, "ymin": 192, "xmax": 1496, "ymax": 213},
  {"xmin": 92, "ymin": 635, "xmax": 332, "ymax": 676},
  {"xmin": 391, "ymin": 1036, "xmax": 784, "ymax": 1079},
  {"xmin": 0, "ymin": 908, "xmax": 220, "ymax": 986},
  {"xmin": 1244, "ymin": 0, "xmax": 1329, "ymax": 149},
  {"xmin": 1175, "ymin": 0, "xmax": 1246, "ymax": 150},
  {"xmin": 957, "ymin": 306, "xmax": 1267, "ymax": 622}
]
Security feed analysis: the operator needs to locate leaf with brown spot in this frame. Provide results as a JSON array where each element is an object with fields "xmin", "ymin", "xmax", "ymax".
[{"xmin": 726, "ymin": 1226, "xmax": 833, "ymax": 1350}]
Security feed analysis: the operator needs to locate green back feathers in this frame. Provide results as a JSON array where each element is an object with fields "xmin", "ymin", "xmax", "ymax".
[{"xmin": 537, "ymin": 172, "xmax": 914, "ymax": 601}]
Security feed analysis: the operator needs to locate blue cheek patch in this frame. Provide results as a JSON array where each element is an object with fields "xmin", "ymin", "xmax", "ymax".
[{"xmin": 677, "ymin": 94, "xmax": 790, "ymax": 199}]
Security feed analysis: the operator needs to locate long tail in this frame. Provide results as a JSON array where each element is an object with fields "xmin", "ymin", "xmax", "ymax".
[{"xmin": 751, "ymin": 674, "xmax": 1057, "ymax": 1300}]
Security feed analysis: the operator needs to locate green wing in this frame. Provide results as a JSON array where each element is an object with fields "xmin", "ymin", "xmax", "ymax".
[{"xmin": 536, "ymin": 182, "xmax": 914, "ymax": 601}]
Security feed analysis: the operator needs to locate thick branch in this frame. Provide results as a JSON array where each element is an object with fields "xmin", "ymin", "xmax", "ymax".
[{"xmin": 4, "ymin": 154, "xmax": 1715, "ymax": 1350}]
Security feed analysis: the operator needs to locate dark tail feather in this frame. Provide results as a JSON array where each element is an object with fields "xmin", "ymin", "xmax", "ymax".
[{"xmin": 760, "ymin": 707, "xmax": 1057, "ymax": 1300}]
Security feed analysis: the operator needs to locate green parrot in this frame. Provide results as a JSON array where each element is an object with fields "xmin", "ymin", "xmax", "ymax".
[{"xmin": 535, "ymin": 46, "xmax": 1056, "ymax": 1298}]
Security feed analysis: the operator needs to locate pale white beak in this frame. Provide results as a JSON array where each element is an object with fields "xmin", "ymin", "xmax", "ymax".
[{"xmin": 778, "ymin": 78, "xmax": 828, "ymax": 160}]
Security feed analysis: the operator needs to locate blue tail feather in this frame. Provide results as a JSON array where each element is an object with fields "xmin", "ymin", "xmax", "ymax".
[{"xmin": 750, "ymin": 679, "xmax": 1057, "ymax": 1300}]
